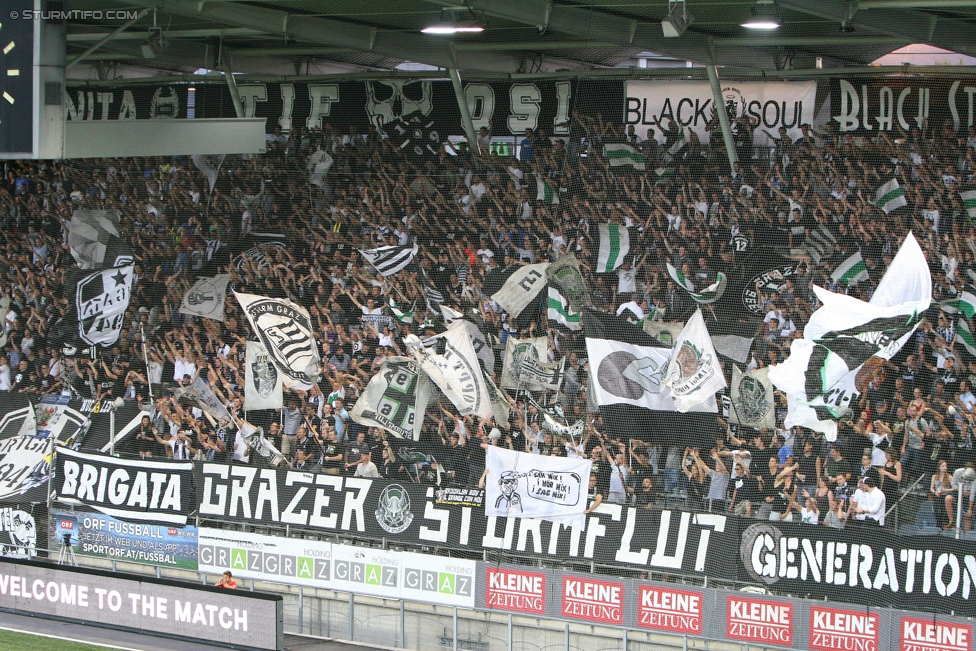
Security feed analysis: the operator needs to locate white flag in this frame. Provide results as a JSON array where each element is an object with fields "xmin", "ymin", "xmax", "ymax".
[
  {"xmin": 831, "ymin": 252, "xmax": 869, "ymax": 286},
  {"xmin": 414, "ymin": 326, "xmax": 492, "ymax": 418},
  {"xmin": 547, "ymin": 287, "xmax": 581, "ymax": 331},
  {"xmin": 173, "ymin": 377, "xmax": 233, "ymax": 422},
  {"xmin": 485, "ymin": 446, "xmax": 592, "ymax": 530},
  {"xmin": 875, "ymin": 178, "xmax": 907, "ymax": 214},
  {"xmin": 180, "ymin": 274, "xmax": 231, "ymax": 321},
  {"xmin": 596, "ymin": 224, "xmax": 629, "ymax": 273},
  {"xmin": 769, "ymin": 233, "xmax": 931, "ymax": 441},
  {"xmin": 360, "ymin": 243, "xmax": 418, "ymax": 276},
  {"xmin": 244, "ymin": 341, "xmax": 283, "ymax": 410},
  {"xmin": 604, "ymin": 143, "xmax": 646, "ymax": 171},
  {"xmin": 191, "ymin": 154, "xmax": 225, "ymax": 193},
  {"xmin": 662, "ymin": 309, "xmax": 727, "ymax": 413},
  {"xmin": 240, "ymin": 421, "xmax": 286, "ymax": 467},
  {"xmin": 491, "ymin": 263, "xmax": 548, "ymax": 318},
  {"xmin": 500, "ymin": 336, "xmax": 548, "ymax": 390},
  {"xmin": 729, "ymin": 366, "xmax": 775, "ymax": 429},
  {"xmin": 235, "ymin": 292, "xmax": 321, "ymax": 390},
  {"xmin": 449, "ymin": 319, "xmax": 495, "ymax": 376},
  {"xmin": 350, "ymin": 357, "xmax": 430, "ymax": 440},
  {"xmin": 0, "ymin": 296, "xmax": 9, "ymax": 349}
]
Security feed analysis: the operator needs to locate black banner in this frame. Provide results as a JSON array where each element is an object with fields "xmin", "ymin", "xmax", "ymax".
[
  {"xmin": 195, "ymin": 464, "xmax": 734, "ymax": 578},
  {"xmin": 54, "ymin": 448, "xmax": 195, "ymax": 526},
  {"xmin": 829, "ymin": 77, "xmax": 976, "ymax": 136},
  {"xmin": 63, "ymin": 80, "xmax": 623, "ymax": 137}
]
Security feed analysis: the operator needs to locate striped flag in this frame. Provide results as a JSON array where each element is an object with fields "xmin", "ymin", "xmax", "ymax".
[
  {"xmin": 533, "ymin": 173, "xmax": 559, "ymax": 204},
  {"xmin": 666, "ymin": 263, "xmax": 728, "ymax": 303},
  {"xmin": 604, "ymin": 144, "xmax": 646, "ymax": 171},
  {"xmin": 359, "ymin": 243, "xmax": 418, "ymax": 276},
  {"xmin": 665, "ymin": 130, "xmax": 686, "ymax": 160},
  {"xmin": 940, "ymin": 292, "xmax": 976, "ymax": 319},
  {"xmin": 831, "ymin": 252, "xmax": 870, "ymax": 286},
  {"xmin": 390, "ymin": 299, "xmax": 415, "ymax": 323},
  {"xmin": 958, "ymin": 319, "xmax": 976, "ymax": 357},
  {"xmin": 420, "ymin": 267, "xmax": 444, "ymax": 313},
  {"xmin": 596, "ymin": 224, "xmax": 629, "ymax": 273},
  {"xmin": 875, "ymin": 179, "xmax": 907, "ymax": 214},
  {"xmin": 802, "ymin": 224, "xmax": 836, "ymax": 264},
  {"xmin": 962, "ymin": 190, "xmax": 976, "ymax": 220},
  {"xmin": 547, "ymin": 287, "xmax": 581, "ymax": 330}
]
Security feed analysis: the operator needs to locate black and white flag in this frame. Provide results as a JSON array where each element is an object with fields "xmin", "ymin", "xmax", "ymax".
[
  {"xmin": 414, "ymin": 326, "xmax": 492, "ymax": 418},
  {"xmin": 491, "ymin": 263, "xmax": 548, "ymax": 319},
  {"xmin": 53, "ymin": 448, "xmax": 195, "ymax": 526},
  {"xmin": 67, "ymin": 210, "xmax": 133, "ymax": 269},
  {"xmin": 546, "ymin": 254, "xmax": 592, "ymax": 313},
  {"xmin": 191, "ymin": 154, "xmax": 226, "ymax": 193},
  {"xmin": 421, "ymin": 267, "xmax": 445, "ymax": 313},
  {"xmin": 500, "ymin": 336, "xmax": 548, "ymax": 390},
  {"xmin": 801, "ymin": 225, "xmax": 836, "ymax": 264},
  {"xmin": 350, "ymin": 357, "xmax": 431, "ymax": 440},
  {"xmin": 66, "ymin": 264, "xmax": 135, "ymax": 348},
  {"xmin": 239, "ymin": 421, "xmax": 286, "ymax": 467},
  {"xmin": 360, "ymin": 243, "xmax": 419, "ymax": 277},
  {"xmin": 180, "ymin": 274, "xmax": 231, "ymax": 322},
  {"xmin": 172, "ymin": 377, "xmax": 233, "ymax": 422},
  {"xmin": 235, "ymin": 292, "xmax": 321, "ymax": 391},
  {"xmin": 729, "ymin": 366, "xmax": 775, "ymax": 429},
  {"xmin": 244, "ymin": 341, "xmax": 283, "ymax": 410}
]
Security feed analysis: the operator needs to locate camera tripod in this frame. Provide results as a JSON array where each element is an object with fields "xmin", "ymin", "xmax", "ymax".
[{"xmin": 57, "ymin": 534, "xmax": 77, "ymax": 566}]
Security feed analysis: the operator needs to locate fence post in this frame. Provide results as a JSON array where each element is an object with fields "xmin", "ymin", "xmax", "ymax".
[
  {"xmin": 349, "ymin": 592, "xmax": 355, "ymax": 640},
  {"xmin": 155, "ymin": 566, "xmax": 161, "ymax": 579},
  {"xmin": 622, "ymin": 628, "xmax": 627, "ymax": 651},
  {"xmin": 399, "ymin": 599, "xmax": 405, "ymax": 648},
  {"xmin": 297, "ymin": 585, "xmax": 303, "ymax": 634},
  {"xmin": 507, "ymin": 614, "xmax": 512, "ymax": 651},
  {"xmin": 682, "ymin": 635, "xmax": 688, "ymax": 651},
  {"xmin": 453, "ymin": 607, "xmax": 458, "ymax": 651},
  {"xmin": 564, "ymin": 622, "xmax": 569, "ymax": 651}
]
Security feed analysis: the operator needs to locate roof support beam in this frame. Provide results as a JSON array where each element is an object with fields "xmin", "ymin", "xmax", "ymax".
[
  {"xmin": 778, "ymin": 0, "xmax": 976, "ymax": 54},
  {"xmin": 67, "ymin": 27, "xmax": 263, "ymax": 41},
  {"xmin": 65, "ymin": 9, "xmax": 149, "ymax": 70},
  {"xmin": 114, "ymin": 0, "xmax": 521, "ymax": 72}
]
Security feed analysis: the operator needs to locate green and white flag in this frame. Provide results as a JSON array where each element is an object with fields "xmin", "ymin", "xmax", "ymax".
[
  {"xmin": 666, "ymin": 130, "xmax": 687, "ymax": 158},
  {"xmin": 962, "ymin": 190, "xmax": 976, "ymax": 220},
  {"xmin": 596, "ymin": 224, "xmax": 630, "ymax": 273},
  {"xmin": 604, "ymin": 143, "xmax": 646, "ymax": 171},
  {"xmin": 958, "ymin": 319, "xmax": 976, "ymax": 357},
  {"xmin": 875, "ymin": 178, "xmax": 907, "ymax": 214},
  {"xmin": 831, "ymin": 252, "xmax": 869, "ymax": 286},
  {"xmin": 533, "ymin": 173, "xmax": 559, "ymax": 204},
  {"xmin": 666, "ymin": 263, "xmax": 728, "ymax": 303},
  {"xmin": 547, "ymin": 287, "xmax": 581, "ymax": 331},
  {"xmin": 390, "ymin": 299, "xmax": 415, "ymax": 323},
  {"xmin": 940, "ymin": 292, "xmax": 976, "ymax": 319}
]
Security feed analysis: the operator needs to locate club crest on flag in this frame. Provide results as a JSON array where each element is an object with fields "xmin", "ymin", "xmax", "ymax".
[
  {"xmin": 731, "ymin": 367, "xmax": 772, "ymax": 427},
  {"xmin": 251, "ymin": 350, "xmax": 278, "ymax": 399},
  {"xmin": 597, "ymin": 349, "xmax": 665, "ymax": 400},
  {"xmin": 239, "ymin": 296, "xmax": 319, "ymax": 386},
  {"xmin": 76, "ymin": 265, "xmax": 133, "ymax": 347},
  {"xmin": 666, "ymin": 341, "xmax": 714, "ymax": 395}
]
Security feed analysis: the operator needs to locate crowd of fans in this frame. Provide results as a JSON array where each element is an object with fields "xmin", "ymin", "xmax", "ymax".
[{"xmin": 2, "ymin": 99, "xmax": 976, "ymax": 532}]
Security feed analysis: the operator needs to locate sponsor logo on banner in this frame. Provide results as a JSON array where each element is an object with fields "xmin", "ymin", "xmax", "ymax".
[
  {"xmin": 810, "ymin": 606, "xmax": 878, "ymax": 651},
  {"xmin": 53, "ymin": 509, "xmax": 197, "ymax": 568},
  {"xmin": 900, "ymin": 618, "xmax": 970, "ymax": 651},
  {"xmin": 561, "ymin": 576, "xmax": 623, "ymax": 625},
  {"xmin": 637, "ymin": 586, "xmax": 702, "ymax": 635},
  {"xmin": 434, "ymin": 487, "xmax": 484, "ymax": 507},
  {"xmin": 375, "ymin": 484, "xmax": 414, "ymax": 534},
  {"xmin": 402, "ymin": 552, "xmax": 473, "ymax": 601},
  {"xmin": 727, "ymin": 597, "xmax": 793, "ymax": 646},
  {"xmin": 485, "ymin": 568, "xmax": 546, "ymax": 614}
]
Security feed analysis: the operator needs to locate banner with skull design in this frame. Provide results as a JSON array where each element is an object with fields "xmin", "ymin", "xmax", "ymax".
[
  {"xmin": 729, "ymin": 365, "xmax": 775, "ymax": 430},
  {"xmin": 244, "ymin": 341, "xmax": 284, "ymax": 411}
]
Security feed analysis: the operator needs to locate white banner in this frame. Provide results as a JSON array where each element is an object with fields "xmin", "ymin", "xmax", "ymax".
[
  {"xmin": 235, "ymin": 292, "xmax": 321, "ymax": 390},
  {"xmin": 198, "ymin": 528, "xmax": 476, "ymax": 607},
  {"xmin": 485, "ymin": 447, "xmax": 591, "ymax": 530},
  {"xmin": 625, "ymin": 81, "xmax": 817, "ymax": 147},
  {"xmin": 414, "ymin": 326, "xmax": 492, "ymax": 418},
  {"xmin": 500, "ymin": 336, "xmax": 549, "ymax": 390},
  {"xmin": 662, "ymin": 310, "xmax": 727, "ymax": 413},
  {"xmin": 180, "ymin": 274, "xmax": 231, "ymax": 322},
  {"xmin": 244, "ymin": 341, "xmax": 283, "ymax": 411}
]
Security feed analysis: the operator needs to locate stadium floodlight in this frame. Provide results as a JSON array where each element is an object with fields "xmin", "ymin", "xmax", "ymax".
[
  {"xmin": 140, "ymin": 29, "xmax": 167, "ymax": 58},
  {"xmin": 742, "ymin": 1, "xmax": 781, "ymax": 29},
  {"xmin": 422, "ymin": 9, "xmax": 484, "ymax": 34},
  {"xmin": 661, "ymin": 0, "xmax": 693, "ymax": 38}
]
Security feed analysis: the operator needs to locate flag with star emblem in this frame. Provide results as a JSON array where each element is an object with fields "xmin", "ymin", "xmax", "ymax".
[{"xmin": 64, "ymin": 264, "xmax": 135, "ymax": 348}]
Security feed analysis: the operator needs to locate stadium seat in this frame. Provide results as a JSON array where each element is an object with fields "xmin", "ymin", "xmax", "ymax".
[
  {"xmin": 898, "ymin": 525, "xmax": 921, "ymax": 536},
  {"xmin": 916, "ymin": 502, "xmax": 937, "ymax": 528},
  {"xmin": 917, "ymin": 526, "xmax": 943, "ymax": 536},
  {"xmin": 964, "ymin": 530, "xmax": 976, "ymax": 542}
]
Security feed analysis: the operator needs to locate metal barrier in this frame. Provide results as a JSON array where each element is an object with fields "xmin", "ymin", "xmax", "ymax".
[{"xmin": 35, "ymin": 550, "xmax": 810, "ymax": 651}]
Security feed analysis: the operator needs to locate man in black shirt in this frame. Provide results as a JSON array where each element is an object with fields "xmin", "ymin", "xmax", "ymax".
[
  {"xmin": 344, "ymin": 431, "xmax": 369, "ymax": 475},
  {"xmin": 319, "ymin": 428, "xmax": 344, "ymax": 475}
]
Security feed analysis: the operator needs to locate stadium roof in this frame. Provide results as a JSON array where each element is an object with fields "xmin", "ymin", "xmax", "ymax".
[{"xmin": 64, "ymin": 0, "xmax": 976, "ymax": 79}]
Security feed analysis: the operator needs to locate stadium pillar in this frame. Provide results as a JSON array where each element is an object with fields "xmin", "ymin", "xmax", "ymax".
[
  {"xmin": 706, "ymin": 65, "xmax": 738, "ymax": 170},
  {"xmin": 448, "ymin": 67, "xmax": 479, "ymax": 154}
]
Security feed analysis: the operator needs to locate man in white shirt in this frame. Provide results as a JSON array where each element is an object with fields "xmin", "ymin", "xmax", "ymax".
[
  {"xmin": 354, "ymin": 450, "xmax": 380, "ymax": 478},
  {"xmin": 608, "ymin": 452, "xmax": 630, "ymax": 504},
  {"xmin": 850, "ymin": 471, "xmax": 885, "ymax": 527},
  {"xmin": 0, "ymin": 356, "xmax": 10, "ymax": 391}
]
